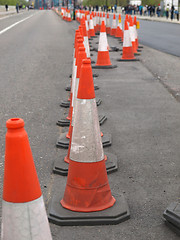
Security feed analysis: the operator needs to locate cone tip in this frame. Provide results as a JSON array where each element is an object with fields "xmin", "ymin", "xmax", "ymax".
[{"xmin": 6, "ymin": 118, "xmax": 24, "ymax": 129}]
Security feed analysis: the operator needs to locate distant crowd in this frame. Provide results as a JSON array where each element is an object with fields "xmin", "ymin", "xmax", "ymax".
[{"xmin": 77, "ymin": 4, "xmax": 179, "ymax": 21}]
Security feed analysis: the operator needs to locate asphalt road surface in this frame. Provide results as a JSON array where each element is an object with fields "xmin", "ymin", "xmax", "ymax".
[
  {"xmin": 138, "ymin": 19, "xmax": 180, "ymax": 57},
  {"xmin": 0, "ymin": 10, "xmax": 180, "ymax": 240}
]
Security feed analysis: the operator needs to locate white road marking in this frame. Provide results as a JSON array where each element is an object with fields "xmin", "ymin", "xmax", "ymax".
[{"xmin": 0, "ymin": 14, "xmax": 34, "ymax": 35}]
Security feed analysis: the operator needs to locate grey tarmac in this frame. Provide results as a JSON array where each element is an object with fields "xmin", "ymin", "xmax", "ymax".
[{"xmin": 0, "ymin": 10, "xmax": 180, "ymax": 240}]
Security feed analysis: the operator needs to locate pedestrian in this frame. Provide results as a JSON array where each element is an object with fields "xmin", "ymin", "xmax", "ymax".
[
  {"xmin": 5, "ymin": 4, "xmax": 8, "ymax": 11},
  {"xmin": 166, "ymin": 4, "xmax": 169, "ymax": 19},
  {"xmin": 16, "ymin": 3, "xmax": 19, "ymax": 13},
  {"xmin": 171, "ymin": 5, "xmax": 174, "ymax": 20}
]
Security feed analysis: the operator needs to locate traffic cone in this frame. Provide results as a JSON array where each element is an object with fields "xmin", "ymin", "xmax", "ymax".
[
  {"xmin": 92, "ymin": 12, "xmax": 97, "ymax": 33},
  {"xmin": 60, "ymin": 32, "xmax": 82, "ymax": 109},
  {"xmin": 67, "ymin": 9, "xmax": 71, "ymax": 22},
  {"xmin": 106, "ymin": 13, "xmax": 111, "ymax": 34},
  {"xmin": 117, "ymin": 20, "xmax": 138, "ymax": 62},
  {"xmin": 134, "ymin": 16, "xmax": 143, "ymax": 49},
  {"xmin": 54, "ymin": 54, "xmax": 114, "ymax": 176},
  {"xmin": 1, "ymin": 118, "xmax": 52, "ymax": 240},
  {"xmin": 48, "ymin": 59, "xmax": 129, "ymax": 225},
  {"xmin": 129, "ymin": 16, "xmax": 139, "ymax": 55},
  {"xmin": 89, "ymin": 14, "xmax": 96, "ymax": 37},
  {"xmin": 110, "ymin": 13, "xmax": 117, "ymax": 36},
  {"xmin": 93, "ymin": 21, "xmax": 117, "ymax": 69},
  {"xmin": 115, "ymin": 14, "xmax": 123, "ymax": 40},
  {"xmin": 56, "ymin": 44, "xmax": 108, "ymax": 149}
]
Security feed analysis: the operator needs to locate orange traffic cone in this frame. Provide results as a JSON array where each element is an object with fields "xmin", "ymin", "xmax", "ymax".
[
  {"xmin": 134, "ymin": 16, "xmax": 143, "ymax": 49},
  {"xmin": 129, "ymin": 16, "xmax": 139, "ymax": 54},
  {"xmin": 89, "ymin": 14, "xmax": 96, "ymax": 37},
  {"xmin": 48, "ymin": 59, "xmax": 129, "ymax": 225},
  {"xmin": 110, "ymin": 13, "xmax": 117, "ymax": 36},
  {"xmin": 93, "ymin": 21, "xmax": 117, "ymax": 69},
  {"xmin": 115, "ymin": 14, "xmax": 123, "ymax": 40},
  {"xmin": 1, "ymin": 118, "xmax": 52, "ymax": 239},
  {"xmin": 67, "ymin": 9, "xmax": 71, "ymax": 22},
  {"xmin": 117, "ymin": 20, "xmax": 138, "ymax": 62},
  {"xmin": 106, "ymin": 13, "xmax": 111, "ymax": 34}
]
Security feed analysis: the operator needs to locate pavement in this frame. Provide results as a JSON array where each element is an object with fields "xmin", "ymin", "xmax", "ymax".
[
  {"xmin": 135, "ymin": 14, "xmax": 180, "ymax": 24},
  {"xmin": 0, "ymin": 10, "xmax": 180, "ymax": 239}
]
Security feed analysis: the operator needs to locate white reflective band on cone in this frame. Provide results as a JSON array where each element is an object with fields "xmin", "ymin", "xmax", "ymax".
[
  {"xmin": 85, "ymin": 20, "xmax": 89, "ymax": 31},
  {"xmin": 93, "ymin": 16, "xmax": 96, "ymax": 26},
  {"xmin": 89, "ymin": 19, "xmax": 94, "ymax": 30},
  {"xmin": 106, "ymin": 18, "xmax": 110, "ymax": 27},
  {"xmin": 129, "ymin": 26, "xmax": 135, "ymax": 42},
  {"xmin": 83, "ymin": 36, "xmax": 90, "ymax": 58},
  {"xmin": 98, "ymin": 32, "xmax": 108, "ymax": 52},
  {"xmin": 1, "ymin": 196, "xmax": 52, "ymax": 240},
  {"xmin": 123, "ymin": 30, "xmax": 132, "ymax": 47},
  {"xmin": 71, "ymin": 77, "xmax": 79, "ymax": 125},
  {"xmin": 71, "ymin": 66, "xmax": 77, "ymax": 107},
  {"xmin": 111, "ymin": 19, "xmax": 116, "ymax": 29},
  {"xmin": 87, "ymin": 14, "xmax": 90, "ymax": 21},
  {"xmin": 70, "ymin": 99, "xmax": 104, "ymax": 163},
  {"xmin": 134, "ymin": 25, "xmax": 137, "ymax": 39}
]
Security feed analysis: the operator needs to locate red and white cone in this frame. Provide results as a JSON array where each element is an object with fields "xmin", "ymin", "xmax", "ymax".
[
  {"xmin": 82, "ymin": 22, "xmax": 90, "ymax": 58},
  {"xmin": 67, "ymin": 9, "xmax": 71, "ymax": 22},
  {"xmin": 89, "ymin": 14, "xmax": 96, "ymax": 37},
  {"xmin": 1, "ymin": 118, "xmax": 52, "ymax": 240},
  {"xmin": 110, "ymin": 13, "xmax": 117, "ymax": 36},
  {"xmin": 62, "ymin": 59, "xmax": 115, "ymax": 212},
  {"xmin": 93, "ymin": 21, "xmax": 117, "ymax": 69},
  {"xmin": 106, "ymin": 13, "xmax": 111, "ymax": 34},
  {"xmin": 93, "ymin": 12, "xmax": 97, "ymax": 33},
  {"xmin": 48, "ymin": 60, "xmax": 130, "ymax": 225},
  {"xmin": 129, "ymin": 16, "xmax": 138, "ymax": 54},
  {"xmin": 117, "ymin": 20, "xmax": 138, "ymax": 61},
  {"xmin": 115, "ymin": 14, "xmax": 123, "ymax": 40}
]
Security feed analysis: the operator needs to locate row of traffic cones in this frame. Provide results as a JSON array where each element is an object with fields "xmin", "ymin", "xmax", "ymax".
[{"xmin": 48, "ymin": 13, "xmax": 131, "ymax": 226}]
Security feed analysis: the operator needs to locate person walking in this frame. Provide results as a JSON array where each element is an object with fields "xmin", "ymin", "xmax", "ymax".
[
  {"xmin": 16, "ymin": 3, "xmax": 19, "ymax": 13},
  {"xmin": 5, "ymin": 4, "xmax": 8, "ymax": 11},
  {"xmin": 166, "ymin": 4, "xmax": 169, "ymax": 19},
  {"xmin": 171, "ymin": 5, "xmax": 174, "ymax": 20}
]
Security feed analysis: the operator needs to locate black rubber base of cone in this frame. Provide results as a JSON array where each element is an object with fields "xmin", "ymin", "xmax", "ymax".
[
  {"xmin": 109, "ymin": 47, "xmax": 120, "ymax": 52},
  {"xmin": 117, "ymin": 58, "xmax": 140, "ymax": 62},
  {"xmin": 56, "ymin": 118, "xmax": 70, "ymax": 127},
  {"xmin": 92, "ymin": 65, "xmax": 117, "ymax": 69},
  {"xmin": 134, "ymin": 52, "xmax": 141, "ymax": 56},
  {"xmin": 102, "ymin": 133, "xmax": 112, "ymax": 147},
  {"xmin": 60, "ymin": 97, "xmax": 101, "ymax": 108},
  {"xmin": 96, "ymin": 97, "xmax": 102, "ymax": 106},
  {"xmin": 95, "ymin": 32, "xmax": 100, "ymax": 35},
  {"xmin": 93, "ymin": 73, "xmax": 99, "ymax": 78},
  {"xmin": 65, "ymin": 83, "xmax": 99, "ymax": 92},
  {"xmin": 53, "ymin": 151, "xmax": 118, "ymax": 176},
  {"xmin": 48, "ymin": 192, "xmax": 130, "ymax": 226},
  {"xmin": 163, "ymin": 202, "xmax": 180, "ymax": 236},
  {"xmin": 60, "ymin": 100, "xmax": 70, "ymax": 108},
  {"xmin": 90, "ymin": 53, "xmax": 93, "ymax": 57},
  {"xmin": 91, "ymin": 60, "xmax": 95, "ymax": 64},
  {"xmin": 164, "ymin": 219, "xmax": 180, "ymax": 236},
  {"xmin": 138, "ymin": 45, "xmax": 143, "ymax": 49},
  {"xmin": 65, "ymin": 86, "xmax": 71, "ymax": 91},
  {"xmin": 56, "ymin": 114, "xmax": 107, "ymax": 127},
  {"xmin": 56, "ymin": 132, "xmax": 112, "ymax": 149},
  {"xmin": 137, "ymin": 49, "xmax": 142, "ymax": 52},
  {"xmin": 90, "ymin": 36, "xmax": 97, "ymax": 38}
]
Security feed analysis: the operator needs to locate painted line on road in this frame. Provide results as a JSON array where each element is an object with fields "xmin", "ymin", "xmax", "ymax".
[{"xmin": 0, "ymin": 14, "xmax": 34, "ymax": 35}]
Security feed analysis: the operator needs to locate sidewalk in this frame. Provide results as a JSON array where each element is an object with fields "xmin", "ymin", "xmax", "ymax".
[{"xmin": 135, "ymin": 14, "xmax": 180, "ymax": 24}]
